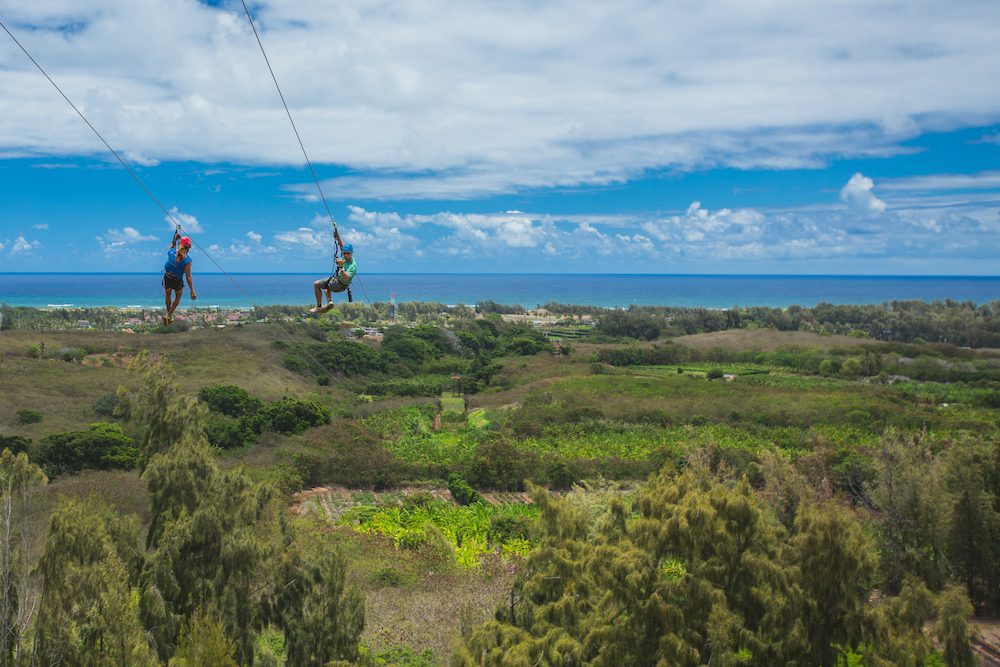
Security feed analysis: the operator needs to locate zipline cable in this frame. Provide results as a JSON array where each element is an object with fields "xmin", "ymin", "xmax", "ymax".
[
  {"xmin": 0, "ymin": 19, "xmax": 184, "ymax": 231},
  {"xmin": 239, "ymin": 1, "xmax": 381, "ymax": 313},
  {"xmin": 239, "ymin": 0, "xmax": 339, "ymax": 250},
  {"xmin": 0, "ymin": 18, "xmax": 353, "ymax": 389}
]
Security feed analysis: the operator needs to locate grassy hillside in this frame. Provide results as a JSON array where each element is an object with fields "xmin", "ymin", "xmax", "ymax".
[{"xmin": 1, "ymin": 315, "xmax": 997, "ymax": 665}]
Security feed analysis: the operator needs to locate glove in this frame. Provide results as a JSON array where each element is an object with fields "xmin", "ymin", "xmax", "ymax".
[{"xmin": 336, "ymin": 258, "xmax": 345, "ymax": 267}]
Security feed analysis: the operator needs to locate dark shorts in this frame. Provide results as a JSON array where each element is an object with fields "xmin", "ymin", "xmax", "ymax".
[
  {"xmin": 163, "ymin": 273, "xmax": 184, "ymax": 291},
  {"xmin": 317, "ymin": 276, "xmax": 348, "ymax": 293}
]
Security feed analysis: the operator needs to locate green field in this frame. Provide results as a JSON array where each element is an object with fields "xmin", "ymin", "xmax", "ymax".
[{"xmin": 1, "ymin": 314, "xmax": 997, "ymax": 665}]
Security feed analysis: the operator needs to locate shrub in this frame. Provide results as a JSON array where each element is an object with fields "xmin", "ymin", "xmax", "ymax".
[
  {"xmin": 93, "ymin": 393, "xmax": 124, "ymax": 417},
  {"xmin": 198, "ymin": 385, "xmax": 262, "ymax": 418},
  {"xmin": 487, "ymin": 514, "xmax": 533, "ymax": 547},
  {"xmin": 364, "ymin": 376, "xmax": 449, "ymax": 397},
  {"xmin": 545, "ymin": 458, "xmax": 578, "ymax": 491},
  {"xmin": 596, "ymin": 344, "xmax": 681, "ymax": 366},
  {"xmin": 252, "ymin": 398, "xmax": 331, "ymax": 435},
  {"xmin": 504, "ymin": 336, "xmax": 549, "ymax": 356},
  {"xmin": 301, "ymin": 338, "xmax": 383, "ymax": 378},
  {"xmin": 283, "ymin": 355, "xmax": 306, "ymax": 373},
  {"xmin": 32, "ymin": 422, "xmax": 140, "ymax": 475},
  {"xmin": 381, "ymin": 329, "xmax": 436, "ymax": 366},
  {"xmin": 16, "ymin": 410, "xmax": 43, "ymax": 425},
  {"xmin": 706, "ymin": 368, "xmax": 724, "ymax": 380},
  {"xmin": 819, "ymin": 358, "xmax": 841, "ymax": 376},
  {"xmin": 369, "ymin": 567, "xmax": 407, "ymax": 587},
  {"xmin": 467, "ymin": 440, "xmax": 540, "ymax": 491},
  {"xmin": 205, "ymin": 414, "xmax": 256, "ymax": 450},
  {"xmin": 841, "ymin": 357, "xmax": 863, "ymax": 377},
  {"xmin": 56, "ymin": 347, "xmax": 86, "ymax": 362},
  {"xmin": 293, "ymin": 423, "xmax": 406, "ymax": 489},
  {"xmin": 0, "ymin": 435, "xmax": 31, "ymax": 456},
  {"xmin": 596, "ymin": 310, "xmax": 663, "ymax": 340},
  {"xmin": 448, "ymin": 473, "xmax": 484, "ymax": 506}
]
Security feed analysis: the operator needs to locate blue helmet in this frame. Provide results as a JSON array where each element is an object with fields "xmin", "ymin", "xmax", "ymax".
[{"xmin": 343, "ymin": 243, "xmax": 354, "ymax": 253}]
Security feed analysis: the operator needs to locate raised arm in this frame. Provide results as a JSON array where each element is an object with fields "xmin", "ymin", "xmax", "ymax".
[{"xmin": 169, "ymin": 228, "xmax": 181, "ymax": 250}]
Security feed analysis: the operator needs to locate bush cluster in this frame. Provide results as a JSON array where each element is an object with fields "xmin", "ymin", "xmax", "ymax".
[
  {"xmin": 197, "ymin": 385, "xmax": 262, "ymax": 418},
  {"xmin": 197, "ymin": 385, "xmax": 332, "ymax": 448},
  {"xmin": 32, "ymin": 422, "xmax": 140, "ymax": 476},
  {"xmin": 448, "ymin": 473, "xmax": 484, "ymax": 506},
  {"xmin": 16, "ymin": 410, "xmax": 43, "ymax": 425}
]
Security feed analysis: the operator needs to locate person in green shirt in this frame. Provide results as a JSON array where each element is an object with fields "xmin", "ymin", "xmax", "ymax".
[{"xmin": 310, "ymin": 243, "xmax": 356, "ymax": 313}]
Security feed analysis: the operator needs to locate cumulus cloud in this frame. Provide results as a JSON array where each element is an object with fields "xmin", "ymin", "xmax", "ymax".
[
  {"xmin": 346, "ymin": 207, "xmax": 550, "ymax": 254},
  {"xmin": 97, "ymin": 226, "xmax": 157, "ymax": 253},
  {"xmin": 246, "ymin": 230, "xmax": 262, "ymax": 243},
  {"xmin": 840, "ymin": 173, "xmax": 887, "ymax": 214},
  {"xmin": 9, "ymin": 235, "xmax": 39, "ymax": 255},
  {"xmin": 2, "ymin": 2, "xmax": 999, "ymax": 198},
  {"xmin": 165, "ymin": 207, "xmax": 203, "ymax": 233}
]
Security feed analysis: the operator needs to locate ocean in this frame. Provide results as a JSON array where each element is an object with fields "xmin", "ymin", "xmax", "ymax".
[{"xmin": 0, "ymin": 273, "xmax": 997, "ymax": 310}]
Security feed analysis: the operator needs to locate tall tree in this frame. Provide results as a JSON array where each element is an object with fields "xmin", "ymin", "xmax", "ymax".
[
  {"xmin": 266, "ymin": 542, "xmax": 365, "ymax": 666},
  {"xmin": 33, "ymin": 499, "xmax": 155, "ymax": 666},
  {"xmin": 791, "ymin": 502, "xmax": 876, "ymax": 667},
  {"xmin": 168, "ymin": 609, "xmax": 238, "ymax": 667},
  {"xmin": 944, "ymin": 436, "xmax": 1000, "ymax": 613},
  {"xmin": 123, "ymin": 354, "xmax": 286, "ymax": 664},
  {"xmin": 118, "ymin": 351, "xmax": 208, "ymax": 468},
  {"xmin": 934, "ymin": 585, "xmax": 977, "ymax": 667},
  {"xmin": 870, "ymin": 432, "xmax": 950, "ymax": 594},
  {"xmin": 0, "ymin": 450, "xmax": 46, "ymax": 667},
  {"xmin": 140, "ymin": 439, "xmax": 282, "ymax": 664},
  {"xmin": 459, "ymin": 471, "xmax": 817, "ymax": 666}
]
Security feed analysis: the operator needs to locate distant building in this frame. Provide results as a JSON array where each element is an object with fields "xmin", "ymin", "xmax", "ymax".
[{"xmin": 77, "ymin": 320, "xmax": 91, "ymax": 329}]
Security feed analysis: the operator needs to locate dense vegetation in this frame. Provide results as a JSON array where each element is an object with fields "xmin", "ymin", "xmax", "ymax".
[{"xmin": 0, "ymin": 299, "xmax": 997, "ymax": 665}]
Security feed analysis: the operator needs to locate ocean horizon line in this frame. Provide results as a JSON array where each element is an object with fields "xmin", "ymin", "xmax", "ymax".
[{"xmin": 2, "ymin": 272, "xmax": 999, "ymax": 279}]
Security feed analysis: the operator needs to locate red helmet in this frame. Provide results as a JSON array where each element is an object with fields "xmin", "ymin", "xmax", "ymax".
[{"xmin": 179, "ymin": 236, "xmax": 192, "ymax": 248}]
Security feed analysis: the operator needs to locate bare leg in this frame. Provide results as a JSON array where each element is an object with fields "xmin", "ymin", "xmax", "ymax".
[
  {"xmin": 163, "ymin": 289, "xmax": 171, "ymax": 324},
  {"xmin": 312, "ymin": 281, "xmax": 324, "ymax": 308},
  {"xmin": 167, "ymin": 290, "xmax": 182, "ymax": 321}
]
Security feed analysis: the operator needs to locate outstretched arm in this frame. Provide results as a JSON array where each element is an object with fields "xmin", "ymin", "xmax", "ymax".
[{"xmin": 169, "ymin": 227, "xmax": 181, "ymax": 250}]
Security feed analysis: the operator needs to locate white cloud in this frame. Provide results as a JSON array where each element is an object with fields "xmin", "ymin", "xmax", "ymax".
[
  {"xmin": 274, "ymin": 226, "xmax": 329, "ymax": 253},
  {"xmin": 246, "ymin": 230, "xmax": 262, "ymax": 243},
  {"xmin": 123, "ymin": 151, "xmax": 160, "ymax": 167},
  {"xmin": 165, "ymin": 207, "xmax": 203, "ymax": 233},
  {"xmin": 1, "ymin": 2, "xmax": 999, "ymax": 197},
  {"xmin": 32, "ymin": 223, "xmax": 49, "ymax": 230},
  {"xmin": 840, "ymin": 173, "xmax": 887, "ymax": 214},
  {"xmin": 879, "ymin": 171, "xmax": 1000, "ymax": 192},
  {"xmin": 97, "ymin": 226, "xmax": 157, "ymax": 253},
  {"xmin": 9, "ymin": 235, "xmax": 39, "ymax": 255}
]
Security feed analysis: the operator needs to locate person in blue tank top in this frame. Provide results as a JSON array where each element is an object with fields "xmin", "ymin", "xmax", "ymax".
[
  {"xmin": 310, "ymin": 240, "xmax": 356, "ymax": 314},
  {"xmin": 162, "ymin": 228, "xmax": 197, "ymax": 324}
]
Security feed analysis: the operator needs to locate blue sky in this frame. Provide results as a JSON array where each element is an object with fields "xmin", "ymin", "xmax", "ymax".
[{"xmin": 1, "ymin": 0, "xmax": 999, "ymax": 275}]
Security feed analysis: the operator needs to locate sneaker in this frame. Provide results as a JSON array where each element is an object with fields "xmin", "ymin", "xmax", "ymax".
[
  {"xmin": 168, "ymin": 315, "xmax": 174, "ymax": 324},
  {"xmin": 162, "ymin": 316, "xmax": 168, "ymax": 325}
]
